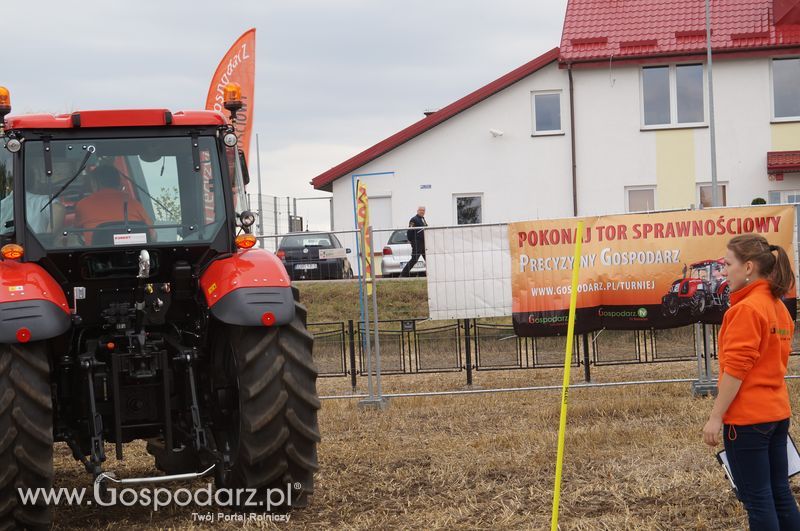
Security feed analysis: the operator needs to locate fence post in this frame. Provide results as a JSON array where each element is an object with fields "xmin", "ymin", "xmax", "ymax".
[
  {"xmin": 692, "ymin": 322, "xmax": 717, "ymax": 397},
  {"xmin": 463, "ymin": 318, "xmax": 473, "ymax": 386},
  {"xmin": 582, "ymin": 334, "xmax": 591, "ymax": 382},
  {"xmin": 273, "ymin": 196, "xmax": 278, "ymax": 235},
  {"xmin": 348, "ymin": 320, "xmax": 357, "ymax": 393}
]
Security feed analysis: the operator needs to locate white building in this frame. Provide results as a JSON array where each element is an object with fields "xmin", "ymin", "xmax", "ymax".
[{"xmin": 311, "ymin": 0, "xmax": 800, "ymax": 231}]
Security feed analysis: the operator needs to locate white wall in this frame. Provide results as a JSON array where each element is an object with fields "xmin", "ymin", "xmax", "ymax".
[
  {"xmin": 571, "ymin": 65, "xmax": 657, "ymax": 214},
  {"xmin": 330, "ymin": 61, "xmax": 574, "ymax": 230},
  {"xmin": 572, "ymin": 57, "xmax": 800, "ymax": 213},
  {"xmin": 329, "ymin": 55, "xmax": 800, "ymax": 231}
]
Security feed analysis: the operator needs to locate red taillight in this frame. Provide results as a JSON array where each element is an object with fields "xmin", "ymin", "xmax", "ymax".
[
  {"xmin": 261, "ymin": 312, "xmax": 276, "ymax": 326},
  {"xmin": 276, "ymin": 250, "xmax": 286, "ymax": 260},
  {"xmin": 382, "ymin": 246, "xmax": 392, "ymax": 256},
  {"xmin": 16, "ymin": 328, "xmax": 30, "ymax": 343}
]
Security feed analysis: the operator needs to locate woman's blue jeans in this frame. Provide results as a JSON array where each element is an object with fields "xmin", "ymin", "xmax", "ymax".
[{"xmin": 724, "ymin": 418, "xmax": 800, "ymax": 530}]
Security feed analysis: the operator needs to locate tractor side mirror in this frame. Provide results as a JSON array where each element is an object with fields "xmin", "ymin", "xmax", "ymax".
[{"xmin": 238, "ymin": 149, "xmax": 250, "ymax": 186}]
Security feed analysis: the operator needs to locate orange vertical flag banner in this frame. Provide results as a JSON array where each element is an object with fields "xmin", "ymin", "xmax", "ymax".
[
  {"xmin": 205, "ymin": 28, "xmax": 256, "ymax": 162},
  {"xmin": 356, "ymin": 180, "xmax": 373, "ymax": 295}
]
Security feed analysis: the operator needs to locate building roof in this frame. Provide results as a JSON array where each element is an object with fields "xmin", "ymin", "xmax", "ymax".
[
  {"xmin": 768, "ymin": 150, "xmax": 800, "ymax": 173},
  {"xmin": 311, "ymin": 47, "xmax": 561, "ymax": 191},
  {"xmin": 560, "ymin": 0, "xmax": 800, "ymax": 64}
]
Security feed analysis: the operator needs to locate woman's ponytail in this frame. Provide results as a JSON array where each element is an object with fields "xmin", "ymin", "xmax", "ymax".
[
  {"xmin": 727, "ymin": 234, "xmax": 796, "ymax": 298},
  {"xmin": 769, "ymin": 245, "xmax": 795, "ymax": 299}
]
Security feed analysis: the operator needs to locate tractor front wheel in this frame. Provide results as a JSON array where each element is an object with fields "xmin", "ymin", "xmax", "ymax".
[
  {"xmin": 662, "ymin": 296, "xmax": 679, "ymax": 317},
  {"xmin": 690, "ymin": 293, "xmax": 707, "ymax": 317},
  {"xmin": 210, "ymin": 288, "xmax": 320, "ymax": 510},
  {"xmin": 0, "ymin": 342, "xmax": 54, "ymax": 530}
]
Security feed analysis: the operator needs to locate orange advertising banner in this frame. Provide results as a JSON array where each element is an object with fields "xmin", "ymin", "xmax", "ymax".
[
  {"xmin": 356, "ymin": 180, "xmax": 373, "ymax": 295},
  {"xmin": 205, "ymin": 28, "xmax": 256, "ymax": 162},
  {"xmin": 509, "ymin": 206, "xmax": 796, "ymax": 336}
]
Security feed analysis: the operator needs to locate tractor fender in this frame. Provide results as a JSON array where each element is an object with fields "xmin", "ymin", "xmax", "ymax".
[
  {"xmin": 0, "ymin": 261, "xmax": 71, "ymax": 343},
  {"xmin": 200, "ymin": 248, "xmax": 295, "ymax": 327}
]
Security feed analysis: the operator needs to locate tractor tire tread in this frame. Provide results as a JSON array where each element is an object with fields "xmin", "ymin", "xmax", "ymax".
[
  {"xmin": 214, "ymin": 295, "xmax": 319, "ymax": 510},
  {"xmin": 0, "ymin": 342, "xmax": 54, "ymax": 530}
]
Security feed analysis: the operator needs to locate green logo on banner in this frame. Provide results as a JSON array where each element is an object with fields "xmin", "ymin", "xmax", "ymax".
[{"xmin": 637, "ymin": 308, "xmax": 648, "ymax": 318}]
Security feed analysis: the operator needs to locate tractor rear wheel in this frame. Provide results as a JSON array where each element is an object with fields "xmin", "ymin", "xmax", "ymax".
[
  {"xmin": 210, "ymin": 287, "xmax": 320, "ymax": 510},
  {"xmin": 720, "ymin": 286, "xmax": 731, "ymax": 308},
  {"xmin": 0, "ymin": 342, "xmax": 54, "ymax": 530}
]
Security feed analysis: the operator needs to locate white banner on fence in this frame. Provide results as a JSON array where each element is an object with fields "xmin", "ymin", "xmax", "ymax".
[{"xmin": 425, "ymin": 225, "xmax": 512, "ymax": 320}]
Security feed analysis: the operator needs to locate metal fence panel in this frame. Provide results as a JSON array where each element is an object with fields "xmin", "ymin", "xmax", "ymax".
[
  {"xmin": 308, "ymin": 322, "xmax": 348, "ymax": 377},
  {"xmin": 592, "ymin": 330, "xmax": 644, "ymax": 366},
  {"xmin": 414, "ymin": 322, "xmax": 461, "ymax": 373},
  {"xmin": 652, "ymin": 326, "xmax": 697, "ymax": 362},
  {"xmin": 474, "ymin": 323, "xmax": 526, "ymax": 370},
  {"xmin": 357, "ymin": 322, "xmax": 407, "ymax": 375},
  {"xmin": 532, "ymin": 336, "xmax": 580, "ymax": 368}
]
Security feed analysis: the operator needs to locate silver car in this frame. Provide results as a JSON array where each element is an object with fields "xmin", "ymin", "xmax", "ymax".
[{"xmin": 381, "ymin": 229, "xmax": 426, "ymax": 277}]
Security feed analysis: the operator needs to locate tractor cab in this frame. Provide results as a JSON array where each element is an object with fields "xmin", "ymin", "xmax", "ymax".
[{"xmin": 688, "ymin": 259, "xmax": 727, "ymax": 295}]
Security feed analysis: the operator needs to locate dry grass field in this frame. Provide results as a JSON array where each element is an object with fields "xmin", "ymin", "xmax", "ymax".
[{"xmin": 46, "ymin": 280, "xmax": 800, "ymax": 530}]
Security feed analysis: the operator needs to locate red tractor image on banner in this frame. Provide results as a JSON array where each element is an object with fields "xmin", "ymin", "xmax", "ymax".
[{"xmin": 662, "ymin": 258, "xmax": 730, "ymax": 318}]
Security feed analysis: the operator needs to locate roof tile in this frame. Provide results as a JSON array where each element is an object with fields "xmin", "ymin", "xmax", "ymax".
[
  {"xmin": 560, "ymin": 0, "xmax": 800, "ymax": 63},
  {"xmin": 768, "ymin": 151, "xmax": 800, "ymax": 173}
]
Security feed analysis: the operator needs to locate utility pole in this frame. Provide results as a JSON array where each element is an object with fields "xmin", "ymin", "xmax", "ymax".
[{"xmin": 706, "ymin": 0, "xmax": 719, "ymax": 208}]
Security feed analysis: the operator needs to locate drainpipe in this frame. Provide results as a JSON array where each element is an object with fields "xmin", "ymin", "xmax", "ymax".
[{"xmin": 568, "ymin": 63, "xmax": 578, "ymax": 217}]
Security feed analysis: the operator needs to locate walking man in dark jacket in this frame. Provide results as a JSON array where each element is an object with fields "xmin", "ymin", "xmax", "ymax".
[{"xmin": 401, "ymin": 206, "xmax": 427, "ymax": 277}]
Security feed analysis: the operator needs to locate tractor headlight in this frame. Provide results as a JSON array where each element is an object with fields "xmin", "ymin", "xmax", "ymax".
[
  {"xmin": 5, "ymin": 138, "xmax": 21, "ymax": 153},
  {"xmin": 223, "ymin": 132, "xmax": 238, "ymax": 147},
  {"xmin": 239, "ymin": 210, "xmax": 256, "ymax": 228}
]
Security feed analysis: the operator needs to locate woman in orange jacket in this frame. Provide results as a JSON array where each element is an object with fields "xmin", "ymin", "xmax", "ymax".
[{"xmin": 703, "ymin": 234, "xmax": 800, "ymax": 530}]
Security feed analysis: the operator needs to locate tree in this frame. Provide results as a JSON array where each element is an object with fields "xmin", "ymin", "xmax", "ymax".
[{"xmin": 154, "ymin": 186, "xmax": 180, "ymax": 222}]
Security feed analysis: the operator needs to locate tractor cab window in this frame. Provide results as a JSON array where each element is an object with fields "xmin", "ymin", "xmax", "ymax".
[
  {"xmin": 0, "ymin": 142, "xmax": 12, "ymax": 236},
  {"xmin": 23, "ymin": 136, "xmax": 226, "ymax": 249}
]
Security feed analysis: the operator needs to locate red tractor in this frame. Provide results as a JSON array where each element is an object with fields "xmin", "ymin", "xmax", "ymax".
[
  {"xmin": 661, "ymin": 258, "xmax": 730, "ymax": 318},
  {"xmin": 0, "ymin": 85, "xmax": 319, "ymax": 528}
]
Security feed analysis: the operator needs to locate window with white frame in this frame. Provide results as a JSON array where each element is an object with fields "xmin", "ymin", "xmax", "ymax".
[
  {"xmin": 697, "ymin": 183, "xmax": 728, "ymax": 208},
  {"xmin": 625, "ymin": 187, "xmax": 656, "ymax": 213},
  {"xmin": 454, "ymin": 194, "xmax": 482, "ymax": 225},
  {"xmin": 531, "ymin": 91, "xmax": 562, "ymax": 134},
  {"xmin": 772, "ymin": 58, "xmax": 800, "ymax": 120},
  {"xmin": 641, "ymin": 64, "xmax": 705, "ymax": 127},
  {"xmin": 768, "ymin": 190, "xmax": 800, "ymax": 204}
]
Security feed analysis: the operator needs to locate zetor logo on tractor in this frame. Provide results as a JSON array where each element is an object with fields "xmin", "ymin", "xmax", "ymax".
[
  {"xmin": 661, "ymin": 258, "xmax": 730, "ymax": 318},
  {"xmin": 0, "ymin": 85, "xmax": 319, "ymax": 528}
]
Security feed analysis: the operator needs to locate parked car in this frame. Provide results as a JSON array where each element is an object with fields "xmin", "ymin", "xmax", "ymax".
[
  {"xmin": 277, "ymin": 232, "xmax": 354, "ymax": 280},
  {"xmin": 661, "ymin": 258, "xmax": 729, "ymax": 317},
  {"xmin": 381, "ymin": 229, "xmax": 426, "ymax": 277}
]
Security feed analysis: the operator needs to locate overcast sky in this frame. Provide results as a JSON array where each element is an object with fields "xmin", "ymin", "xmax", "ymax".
[{"xmin": 5, "ymin": 0, "xmax": 567, "ymax": 229}]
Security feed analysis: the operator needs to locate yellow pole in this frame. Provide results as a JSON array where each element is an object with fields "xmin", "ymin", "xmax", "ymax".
[{"xmin": 550, "ymin": 220, "xmax": 585, "ymax": 531}]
